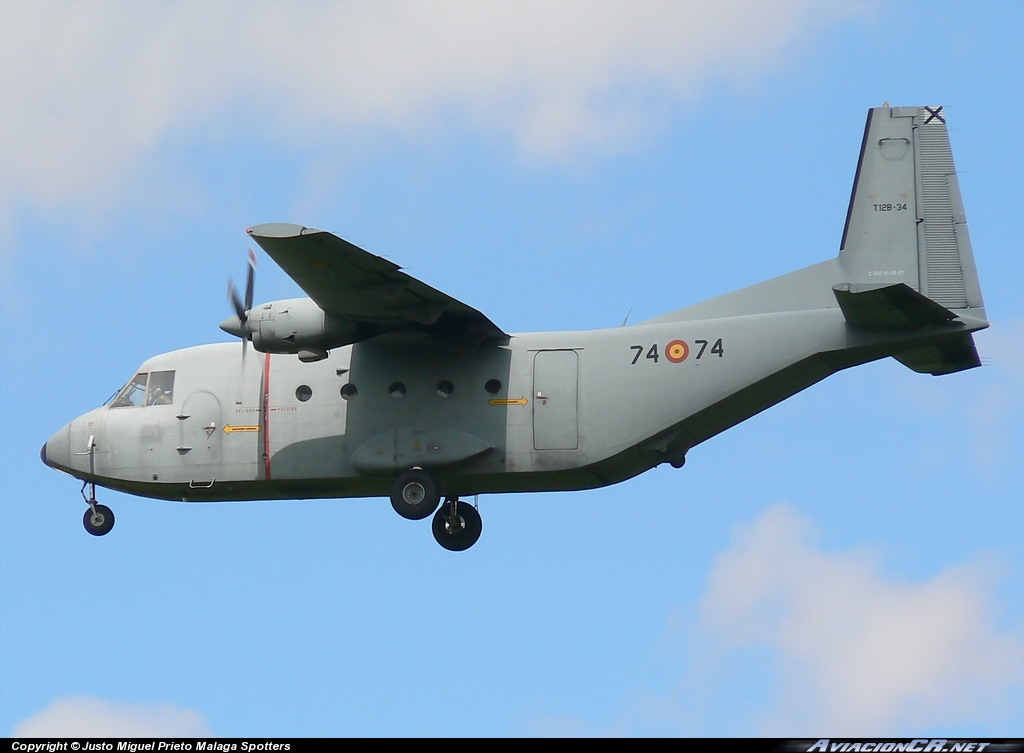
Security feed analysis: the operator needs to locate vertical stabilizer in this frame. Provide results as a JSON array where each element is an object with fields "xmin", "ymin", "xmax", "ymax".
[
  {"xmin": 642, "ymin": 104, "xmax": 987, "ymax": 336},
  {"xmin": 839, "ymin": 105, "xmax": 984, "ymax": 312}
]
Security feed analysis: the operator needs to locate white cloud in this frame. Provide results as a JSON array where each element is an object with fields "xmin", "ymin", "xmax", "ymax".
[
  {"xmin": 522, "ymin": 504, "xmax": 1022, "ymax": 737},
  {"xmin": 0, "ymin": 0, "xmax": 871, "ymax": 215},
  {"xmin": 12, "ymin": 696, "xmax": 211, "ymax": 737},
  {"xmin": 696, "ymin": 505, "xmax": 1024, "ymax": 735}
]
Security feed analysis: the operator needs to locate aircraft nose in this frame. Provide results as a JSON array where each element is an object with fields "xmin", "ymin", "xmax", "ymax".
[
  {"xmin": 220, "ymin": 314, "xmax": 245, "ymax": 338},
  {"xmin": 42, "ymin": 424, "xmax": 71, "ymax": 472}
]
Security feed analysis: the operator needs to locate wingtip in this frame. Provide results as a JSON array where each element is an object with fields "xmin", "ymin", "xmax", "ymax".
[{"xmin": 246, "ymin": 222, "xmax": 313, "ymax": 239}]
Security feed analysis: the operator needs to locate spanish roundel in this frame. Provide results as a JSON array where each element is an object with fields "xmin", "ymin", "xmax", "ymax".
[{"xmin": 666, "ymin": 339, "xmax": 689, "ymax": 363}]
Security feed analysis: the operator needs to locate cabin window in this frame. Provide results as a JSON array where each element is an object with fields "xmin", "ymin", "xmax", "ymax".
[
  {"xmin": 147, "ymin": 371, "xmax": 175, "ymax": 405},
  {"xmin": 111, "ymin": 373, "xmax": 148, "ymax": 407},
  {"xmin": 436, "ymin": 380, "xmax": 454, "ymax": 398},
  {"xmin": 389, "ymin": 382, "xmax": 406, "ymax": 399},
  {"xmin": 340, "ymin": 383, "xmax": 357, "ymax": 399},
  {"xmin": 484, "ymin": 379, "xmax": 502, "ymax": 395},
  {"xmin": 295, "ymin": 385, "xmax": 312, "ymax": 402}
]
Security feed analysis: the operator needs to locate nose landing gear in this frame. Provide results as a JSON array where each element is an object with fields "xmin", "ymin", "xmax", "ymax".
[{"xmin": 81, "ymin": 480, "xmax": 114, "ymax": 536}]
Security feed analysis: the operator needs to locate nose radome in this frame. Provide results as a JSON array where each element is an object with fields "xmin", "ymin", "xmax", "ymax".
[{"xmin": 42, "ymin": 424, "xmax": 71, "ymax": 472}]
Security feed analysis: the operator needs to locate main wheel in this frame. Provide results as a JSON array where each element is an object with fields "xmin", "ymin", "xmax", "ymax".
[
  {"xmin": 390, "ymin": 469, "xmax": 441, "ymax": 520},
  {"xmin": 432, "ymin": 500, "xmax": 482, "ymax": 551},
  {"xmin": 83, "ymin": 504, "xmax": 115, "ymax": 536}
]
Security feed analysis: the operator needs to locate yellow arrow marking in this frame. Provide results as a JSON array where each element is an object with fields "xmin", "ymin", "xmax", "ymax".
[
  {"xmin": 489, "ymin": 397, "xmax": 528, "ymax": 406},
  {"xmin": 224, "ymin": 424, "xmax": 261, "ymax": 434}
]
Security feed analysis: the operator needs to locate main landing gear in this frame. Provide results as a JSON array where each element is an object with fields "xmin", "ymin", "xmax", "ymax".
[
  {"xmin": 81, "ymin": 480, "xmax": 114, "ymax": 536},
  {"xmin": 389, "ymin": 469, "xmax": 483, "ymax": 551},
  {"xmin": 432, "ymin": 497, "xmax": 482, "ymax": 552},
  {"xmin": 390, "ymin": 469, "xmax": 441, "ymax": 520}
]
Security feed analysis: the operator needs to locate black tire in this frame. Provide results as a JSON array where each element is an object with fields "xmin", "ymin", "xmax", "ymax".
[
  {"xmin": 432, "ymin": 501, "xmax": 482, "ymax": 551},
  {"xmin": 390, "ymin": 469, "xmax": 441, "ymax": 520},
  {"xmin": 83, "ymin": 504, "xmax": 115, "ymax": 536}
]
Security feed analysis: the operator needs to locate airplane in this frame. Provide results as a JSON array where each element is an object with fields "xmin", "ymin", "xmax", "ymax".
[{"xmin": 41, "ymin": 104, "xmax": 988, "ymax": 551}]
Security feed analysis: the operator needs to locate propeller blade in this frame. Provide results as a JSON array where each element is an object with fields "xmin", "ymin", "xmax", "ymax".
[
  {"xmin": 244, "ymin": 247, "xmax": 256, "ymax": 313},
  {"xmin": 223, "ymin": 248, "xmax": 258, "ymax": 365},
  {"xmin": 228, "ymin": 279, "xmax": 246, "ymax": 322}
]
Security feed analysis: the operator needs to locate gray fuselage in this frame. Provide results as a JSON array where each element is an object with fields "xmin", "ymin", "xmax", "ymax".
[{"xmin": 42, "ymin": 302, "xmax": 924, "ymax": 505}]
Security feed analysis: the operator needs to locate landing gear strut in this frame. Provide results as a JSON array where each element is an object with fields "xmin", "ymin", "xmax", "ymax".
[
  {"xmin": 432, "ymin": 497, "xmax": 482, "ymax": 551},
  {"xmin": 81, "ymin": 480, "xmax": 114, "ymax": 536}
]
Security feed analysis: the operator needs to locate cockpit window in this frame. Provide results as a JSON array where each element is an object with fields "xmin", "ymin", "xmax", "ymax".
[
  {"xmin": 110, "ymin": 371, "xmax": 175, "ymax": 407},
  {"xmin": 147, "ymin": 370, "xmax": 175, "ymax": 405},
  {"xmin": 112, "ymin": 373, "xmax": 148, "ymax": 407}
]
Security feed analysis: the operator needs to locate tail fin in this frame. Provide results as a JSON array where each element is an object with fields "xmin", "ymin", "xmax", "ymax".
[
  {"xmin": 839, "ymin": 105, "xmax": 984, "ymax": 312},
  {"xmin": 835, "ymin": 105, "xmax": 988, "ymax": 374},
  {"xmin": 643, "ymin": 104, "xmax": 988, "ymax": 371}
]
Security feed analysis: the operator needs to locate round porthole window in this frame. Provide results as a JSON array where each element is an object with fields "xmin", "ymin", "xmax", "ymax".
[
  {"xmin": 436, "ymin": 380, "xmax": 454, "ymax": 398},
  {"xmin": 341, "ymin": 383, "xmax": 357, "ymax": 400},
  {"xmin": 484, "ymin": 379, "xmax": 501, "ymax": 395},
  {"xmin": 295, "ymin": 385, "xmax": 312, "ymax": 402},
  {"xmin": 389, "ymin": 382, "xmax": 407, "ymax": 399}
]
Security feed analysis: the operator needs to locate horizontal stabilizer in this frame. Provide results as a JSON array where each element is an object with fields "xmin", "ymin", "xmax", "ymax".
[
  {"xmin": 893, "ymin": 333, "xmax": 982, "ymax": 375},
  {"xmin": 832, "ymin": 282, "xmax": 957, "ymax": 329}
]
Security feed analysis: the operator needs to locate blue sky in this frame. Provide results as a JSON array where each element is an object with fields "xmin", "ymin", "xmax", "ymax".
[{"xmin": 2, "ymin": 0, "xmax": 1022, "ymax": 738}]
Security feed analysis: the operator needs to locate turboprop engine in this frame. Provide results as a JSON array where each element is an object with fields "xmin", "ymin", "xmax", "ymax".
[
  {"xmin": 220, "ymin": 296, "xmax": 360, "ymax": 362},
  {"xmin": 219, "ymin": 252, "xmax": 361, "ymax": 362}
]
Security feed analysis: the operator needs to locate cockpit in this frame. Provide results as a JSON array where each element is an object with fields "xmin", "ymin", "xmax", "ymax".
[{"xmin": 110, "ymin": 370, "xmax": 176, "ymax": 407}]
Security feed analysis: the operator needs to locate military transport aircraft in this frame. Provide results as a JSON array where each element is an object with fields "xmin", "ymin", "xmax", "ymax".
[{"xmin": 41, "ymin": 105, "xmax": 988, "ymax": 551}]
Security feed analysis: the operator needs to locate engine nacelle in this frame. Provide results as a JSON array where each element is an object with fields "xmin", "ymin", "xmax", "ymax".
[{"xmin": 248, "ymin": 298, "xmax": 360, "ymax": 362}]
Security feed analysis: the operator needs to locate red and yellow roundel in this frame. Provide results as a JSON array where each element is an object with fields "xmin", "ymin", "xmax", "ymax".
[{"xmin": 666, "ymin": 339, "xmax": 689, "ymax": 363}]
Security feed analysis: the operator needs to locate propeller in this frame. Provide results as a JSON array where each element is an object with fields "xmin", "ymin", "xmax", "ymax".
[{"xmin": 221, "ymin": 248, "xmax": 257, "ymax": 358}]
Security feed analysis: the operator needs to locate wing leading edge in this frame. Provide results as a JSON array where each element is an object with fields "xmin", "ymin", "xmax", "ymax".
[{"xmin": 247, "ymin": 223, "xmax": 509, "ymax": 350}]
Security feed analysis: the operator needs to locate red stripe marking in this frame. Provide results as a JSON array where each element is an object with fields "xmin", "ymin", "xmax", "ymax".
[{"xmin": 262, "ymin": 352, "xmax": 272, "ymax": 480}]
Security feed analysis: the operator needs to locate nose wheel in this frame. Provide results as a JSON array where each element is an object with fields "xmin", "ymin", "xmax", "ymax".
[
  {"xmin": 81, "ymin": 480, "xmax": 114, "ymax": 536},
  {"xmin": 83, "ymin": 504, "xmax": 115, "ymax": 536}
]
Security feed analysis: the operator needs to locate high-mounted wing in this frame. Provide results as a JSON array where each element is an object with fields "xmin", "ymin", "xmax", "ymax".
[{"xmin": 247, "ymin": 223, "xmax": 509, "ymax": 349}]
